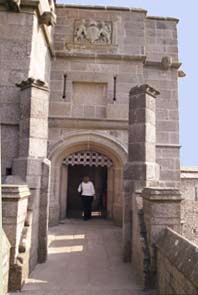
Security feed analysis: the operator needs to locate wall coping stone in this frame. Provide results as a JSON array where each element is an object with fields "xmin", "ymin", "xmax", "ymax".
[
  {"xmin": 2, "ymin": 185, "xmax": 30, "ymax": 200},
  {"xmin": 142, "ymin": 187, "xmax": 182, "ymax": 202},
  {"xmin": 181, "ymin": 167, "xmax": 198, "ymax": 178},
  {"xmin": 56, "ymin": 4, "xmax": 147, "ymax": 14},
  {"xmin": 147, "ymin": 15, "xmax": 179, "ymax": 23},
  {"xmin": 55, "ymin": 4, "xmax": 179, "ymax": 23},
  {"xmin": 157, "ymin": 227, "xmax": 198, "ymax": 288},
  {"xmin": 129, "ymin": 84, "xmax": 160, "ymax": 98}
]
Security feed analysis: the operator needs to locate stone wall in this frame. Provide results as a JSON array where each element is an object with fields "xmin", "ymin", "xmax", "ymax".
[
  {"xmin": 131, "ymin": 194, "xmax": 147, "ymax": 287},
  {"xmin": 157, "ymin": 227, "xmax": 198, "ymax": 295},
  {"xmin": 181, "ymin": 167, "xmax": 198, "ymax": 245},
  {"xmin": 2, "ymin": 230, "xmax": 11, "ymax": 295},
  {"xmin": 2, "ymin": 181, "xmax": 32, "ymax": 291},
  {"xmin": 0, "ymin": 0, "xmax": 55, "ymax": 275},
  {"xmin": 0, "ymin": 0, "xmax": 54, "ymax": 178},
  {"xmin": 0, "ymin": 6, "xmax": 34, "ymax": 178},
  {"xmin": 145, "ymin": 17, "xmax": 180, "ymax": 189}
]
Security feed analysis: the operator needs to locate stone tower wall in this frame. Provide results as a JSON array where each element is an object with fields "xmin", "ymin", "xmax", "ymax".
[
  {"xmin": 49, "ymin": 5, "xmax": 180, "ymax": 188},
  {"xmin": 0, "ymin": 0, "xmax": 55, "ymax": 272}
]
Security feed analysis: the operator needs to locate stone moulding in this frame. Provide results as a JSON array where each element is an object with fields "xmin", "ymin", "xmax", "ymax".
[
  {"xmin": 144, "ymin": 58, "xmax": 182, "ymax": 70},
  {"xmin": 129, "ymin": 84, "xmax": 160, "ymax": 98},
  {"xmin": 55, "ymin": 4, "xmax": 147, "ymax": 14},
  {"xmin": 16, "ymin": 77, "xmax": 49, "ymax": 91},
  {"xmin": 55, "ymin": 51, "xmax": 146, "ymax": 62},
  {"xmin": 48, "ymin": 117, "xmax": 128, "ymax": 130},
  {"xmin": 147, "ymin": 15, "xmax": 179, "ymax": 23},
  {"xmin": 2, "ymin": 185, "xmax": 30, "ymax": 200},
  {"xmin": 142, "ymin": 187, "xmax": 182, "ymax": 202}
]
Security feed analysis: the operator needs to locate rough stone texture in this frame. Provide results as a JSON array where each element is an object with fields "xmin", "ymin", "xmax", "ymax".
[
  {"xmin": 0, "ymin": 3, "xmax": 186, "ymax": 292},
  {"xmin": 157, "ymin": 227, "xmax": 198, "ymax": 295},
  {"xmin": 2, "ymin": 230, "xmax": 11, "ymax": 295},
  {"xmin": 1, "ymin": 181, "xmax": 32, "ymax": 291},
  {"xmin": 13, "ymin": 80, "xmax": 51, "ymax": 272},
  {"xmin": 130, "ymin": 194, "xmax": 148, "ymax": 287},
  {"xmin": 38, "ymin": 159, "xmax": 51, "ymax": 263},
  {"xmin": 181, "ymin": 167, "xmax": 198, "ymax": 245},
  {"xmin": 0, "ymin": 0, "xmax": 53, "ymax": 279},
  {"xmin": 2, "ymin": 183, "xmax": 30, "ymax": 264},
  {"xmin": 123, "ymin": 84, "xmax": 160, "ymax": 264}
]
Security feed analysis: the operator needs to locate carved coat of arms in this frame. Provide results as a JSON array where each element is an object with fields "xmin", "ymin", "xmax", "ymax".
[{"xmin": 74, "ymin": 19, "xmax": 112, "ymax": 45}]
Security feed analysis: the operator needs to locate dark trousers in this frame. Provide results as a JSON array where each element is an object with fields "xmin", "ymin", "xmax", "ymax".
[{"xmin": 81, "ymin": 195, "xmax": 93, "ymax": 220}]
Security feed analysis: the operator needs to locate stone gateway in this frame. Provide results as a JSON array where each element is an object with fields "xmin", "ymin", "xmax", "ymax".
[{"xmin": 0, "ymin": 1, "xmax": 198, "ymax": 294}]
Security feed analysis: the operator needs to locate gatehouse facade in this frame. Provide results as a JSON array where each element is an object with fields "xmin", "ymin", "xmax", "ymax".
[{"xmin": 1, "ymin": 1, "xmax": 198, "ymax": 294}]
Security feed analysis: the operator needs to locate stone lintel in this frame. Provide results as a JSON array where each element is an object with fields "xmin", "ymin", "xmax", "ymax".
[
  {"xmin": 55, "ymin": 51, "xmax": 146, "ymax": 62},
  {"xmin": 2, "ymin": 185, "xmax": 30, "ymax": 200},
  {"xmin": 129, "ymin": 84, "xmax": 160, "ymax": 98},
  {"xmin": 49, "ymin": 117, "xmax": 128, "ymax": 130},
  {"xmin": 142, "ymin": 187, "xmax": 182, "ymax": 202},
  {"xmin": 16, "ymin": 77, "xmax": 49, "ymax": 91}
]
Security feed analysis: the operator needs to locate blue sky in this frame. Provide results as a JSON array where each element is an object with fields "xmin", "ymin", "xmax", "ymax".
[{"xmin": 57, "ymin": 0, "xmax": 198, "ymax": 166}]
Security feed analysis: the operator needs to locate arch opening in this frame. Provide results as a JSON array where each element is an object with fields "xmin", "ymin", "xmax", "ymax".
[{"xmin": 48, "ymin": 133, "xmax": 127, "ymax": 226}]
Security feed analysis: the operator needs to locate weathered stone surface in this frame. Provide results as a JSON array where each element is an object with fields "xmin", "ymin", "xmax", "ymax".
[
  {"xmin": 157, "ymin": 228, "xmax": 198, "ymax": 294},
  {"xmin": 1, "ymin": 5, "xmax": 192, "ymax": 295},
  {"xmin": 181, "ymin": 167, "xmax": 198, "ymax": 245},
  {"xmin": 2, "ymin": 230, "xmax": 11, "ymax": 295}
]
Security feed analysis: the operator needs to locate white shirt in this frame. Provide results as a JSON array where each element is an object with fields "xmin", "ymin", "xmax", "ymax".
[{"xmin": 78, "ymin": 181, "xmax": 95, "ymax": 196}]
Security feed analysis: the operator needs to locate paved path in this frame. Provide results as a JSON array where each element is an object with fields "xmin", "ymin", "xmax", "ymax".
[{"xmin": 12, "ymin": 219, "xmax": 152, "ymax": 295}]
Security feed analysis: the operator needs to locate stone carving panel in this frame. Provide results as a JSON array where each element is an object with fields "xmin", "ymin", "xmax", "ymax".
[{"xmin": 74, "ymin": 19, "xmax": 112, "ymax": 45}]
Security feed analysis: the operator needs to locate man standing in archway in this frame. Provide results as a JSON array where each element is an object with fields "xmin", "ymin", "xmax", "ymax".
[{"xmin": 78, "ymin": 176, "xmax": 95, "ymax": 221}]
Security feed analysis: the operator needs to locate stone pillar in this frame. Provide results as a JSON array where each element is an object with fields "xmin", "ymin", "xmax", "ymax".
[
  {"xmin": 2, "ymin": 181, "xmax": 31, "ymax": 291},
  {"xmin": 13, "ymin": 78, "xmax": 51, "ymax": 270},
  {"xmin": 113, "ymin": 167, "xmax": 123, "ymax": 225},
  {"xmin": 123, "ymin": 84, "xmax": 160, "ymax": 261},
  {"xmin": 60, "ymin": 164, "xmax": 68, "ymax": 220},
  {"xmin": 2, "ymin": 184, "xmax": 30, "ymax": 264},
  {"xmin": 126, "ymin": 84, "xmax": 160, "ymax": 189},
  {"xmin": 107, "ymin": 166, "xmax": 114, "ymax": 218},
  {"xmin": 38, "ymin": 159, "xmax": 51, "ymax": 263}
]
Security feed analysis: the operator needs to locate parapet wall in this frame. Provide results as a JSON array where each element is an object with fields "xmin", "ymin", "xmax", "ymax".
[
  {"xmin": 181, "ymin": 167, "xmax": 198, "ymax": 245},
  {"xmin": 157, "ymin": 227, "xmax": 198, "ymax": 295}
]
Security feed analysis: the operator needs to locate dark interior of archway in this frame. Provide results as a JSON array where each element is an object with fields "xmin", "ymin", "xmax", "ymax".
[{"xmin": 67, "ymin": 165, "xmax": 107, "ymax": 219}]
